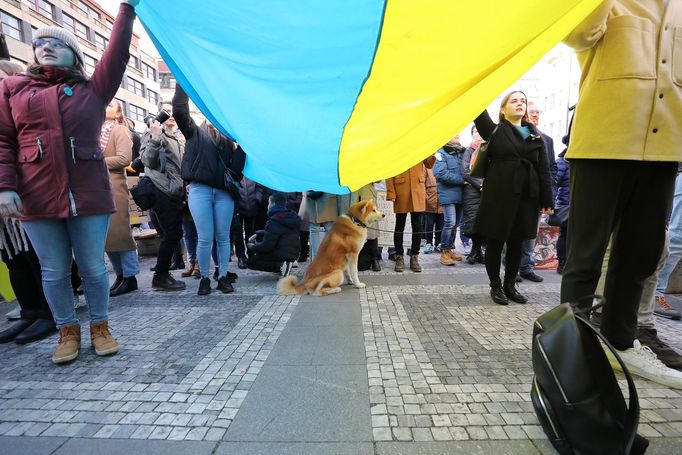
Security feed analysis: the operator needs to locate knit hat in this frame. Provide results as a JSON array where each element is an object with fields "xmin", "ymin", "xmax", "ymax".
[{"xmin": 32, "ymin": 26, "xmax": 84, "ymax": 67}]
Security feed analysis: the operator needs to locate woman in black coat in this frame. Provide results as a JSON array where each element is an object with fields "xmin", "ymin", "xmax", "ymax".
[{"xmin": 472, "ymin": 91, "xmax": 554, "ymax": 305}]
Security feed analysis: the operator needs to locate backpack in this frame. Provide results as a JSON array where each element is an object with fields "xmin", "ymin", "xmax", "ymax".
[{"xmin": 531, "ymin": 296, "xmax": 649, "ymax": 454}]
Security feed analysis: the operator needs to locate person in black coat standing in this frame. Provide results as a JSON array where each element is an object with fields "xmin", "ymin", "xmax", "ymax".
[
  {"xmin": 471, "ymin": 91, "xmax": 554, "ymax": 305},
  {"xmin": 247, "ymin": 192, "xmax": 301, "ymax": 275}
]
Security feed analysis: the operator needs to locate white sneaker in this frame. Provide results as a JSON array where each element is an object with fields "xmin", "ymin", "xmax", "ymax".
[
  {"xmin": 280, "ymin": 261, "xmax": 293, "ymax": 277},
  {"xmin": 292, "ymin": 261, "xmax": 299, "ymax": 269},
  {"xmin": 605, "ymin": 340, "xmax": 682, "ymax": 389},
  {"xmin": 73, "ymin": 295, "xmax": 86, "ymax": 310}
]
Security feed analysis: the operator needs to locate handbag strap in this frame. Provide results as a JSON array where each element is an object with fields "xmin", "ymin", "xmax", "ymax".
[{"xmin": 571, "ymin": 299, "xmax": 639, "ymax": 455}]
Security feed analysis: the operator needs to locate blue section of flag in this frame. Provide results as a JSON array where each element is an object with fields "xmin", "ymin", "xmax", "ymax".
[{"xmin": 136, "ymin": 1, "xmax": 384, "ymax": 193}]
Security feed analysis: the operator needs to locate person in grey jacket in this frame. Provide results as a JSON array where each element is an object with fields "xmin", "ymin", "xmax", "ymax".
[{"xmin": 140, "ymin": 100, "xmax": 185, "ymax": 291}]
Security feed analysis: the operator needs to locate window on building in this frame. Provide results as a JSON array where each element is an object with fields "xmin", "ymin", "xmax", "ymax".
[
  {"xmin": 63, "ymin": 14, "xmax": 88, "ymax": 40},
  {"xmin": 21, "ymin": 0, "xmax": 36, "ymax": 10},
  {"xmin": 84, "ymin": 54, "xmax": 97, "ymax": 75},
  {"xmin": 38, "ymin": 0, "xmax": 54, "ymax": 20},
  {"xmin": 78, "ymin": 1, "xmax": 100, "ymax": 21},
  {"xmin": 142, "ymin": 62, "xmax": 156, "ymax": 82},
  {"xmin": 146, "ymin": 89, "xmax": 159, "ymax": 106},
  {"xmin": 129, "ymin": 55, "xmax": 139, "ymax": 69},
  {"xmin": 127, "ymin": 77, "xmax": 145, "ymax": 97},
  {"xmin": 128, "ymin": 104, "xmax": 146, "ymax": 122},
  {"xmin": 94, "ymin": 33, "xmax": 108, "ymax": 49},
  {"xmin": 0, "ymin": 11, "xmax": 23, "ymax": 41}
]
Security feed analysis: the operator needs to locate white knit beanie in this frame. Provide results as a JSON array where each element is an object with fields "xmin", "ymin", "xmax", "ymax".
[{"xmin": 32, "ymin": 26, "xmax": 85, "ymax": 67}]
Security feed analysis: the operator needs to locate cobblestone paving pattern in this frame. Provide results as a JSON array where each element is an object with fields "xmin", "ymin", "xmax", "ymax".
[
  {"xmin": 361, "ymin": 257, "xmax": 682, "ymax": 442},
  {"xmin": 0, "ymin": 280, "xmax": 298, "ymax": 441}
]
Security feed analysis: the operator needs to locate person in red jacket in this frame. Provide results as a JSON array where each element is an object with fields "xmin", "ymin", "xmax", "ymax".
[{"xmin": 0, "ymin": 1, "xmax": 139, "ymax": 364}]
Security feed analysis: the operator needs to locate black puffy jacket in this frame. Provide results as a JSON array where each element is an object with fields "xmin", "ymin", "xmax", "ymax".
[
  {"xmin": 250, "ymin": 206, "xmax": 301, "ymax": 261},
  {"xmin": 174, "ymin": 85, "xmax": 246, "ymax": 189}
]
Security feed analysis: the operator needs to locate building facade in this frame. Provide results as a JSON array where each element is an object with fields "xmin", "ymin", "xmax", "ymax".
[{"xmin": 0, "ymin": 0, "xmax": 160, "ymax": 130}]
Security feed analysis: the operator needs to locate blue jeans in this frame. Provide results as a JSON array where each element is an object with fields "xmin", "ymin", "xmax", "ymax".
[
  {"xmin": 22, "ymin": 214, "xmax": 111, "ymax": 328},
  {"xmin": 107, "ymin": 250, "xmax": 140, "ymax": 277},
  {"xmin": 309, "ymin": 221, "xmax": 334, "ymax": 259},
  {"xmin": 182, "ymin": 218, "xmax": 198, "ymax": 261},
  {"xmin": 188, "ymin": 183, "xmax": 234, "ymax": 278},
  {"xmin": 519, "ymin": 237, "xmax": 536, "ymax": 274},
  {"xmin": 657, "ymin": 174, "xmax": 682, "ymax": 296},
  {"xmin": 439, "ymin": 204, "xmax": 462, "ymax": 250}
]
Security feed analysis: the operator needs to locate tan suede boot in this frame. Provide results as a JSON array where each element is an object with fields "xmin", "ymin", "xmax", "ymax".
[
  {"xmin": 440, "ymin": 249, "xmax": 456, "ymax": 266},
  {"xmin": 90, "ymin": 321, "xmax": 119, "ymax": 356},
  {"xmin": 181, "ymin": 259, "xmax": 196, "ymax": 278},
  {"xmin": 394, "ymin": 255, "xmax": 405, "ymax": 272},
  {"xmin": 52, "ymin": 324, "xmax": 81, "ymax": 364},
  {"xmin": 410, "ymin": 255, "xmax": 422, "ymax": 272},
  {"xmin": 449, "ymin": 250, "xmax": 463, "ymax": 261}
]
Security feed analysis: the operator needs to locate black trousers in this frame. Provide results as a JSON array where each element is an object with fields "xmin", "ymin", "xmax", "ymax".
[
  {"xmin": 151, "ymin": 188, "xmax": 185, "ymax": 275},
  {"xmin": 485, "ymin": 238, "xmax": 522, "ymax": 287},
  {"xmin": 394, "ymin": 212, "xmax": 424, "ymax": 255},
  {"xmin": 560, "ymin": 159, "xmax": 677, "ymax": 348},
  {"xmin": 298, "ymin": 230, "xmax": 310, "ymax": 261},
  {"xmin": 1, "ymin": 236, "xmax": 53, "ymax": 321},
  {"xmin": 246, "ymin": 254, "xmax": 282, "ymax": 273}
]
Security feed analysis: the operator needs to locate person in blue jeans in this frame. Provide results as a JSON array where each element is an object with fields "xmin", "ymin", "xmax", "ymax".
[
  {"xmin": 653, "ymin": 170, "xmax": 682, "ymax": 320},
  {"xmin": 174, "ymin": 84, "xmax": 246, "ymax": 296},
  {"xmin": 434, "ymin": 136, "xmax": 466, "ymax": 266},
  {"xmin": 0, "ymin": 1, "xmax": 138, "ymax": 363}
]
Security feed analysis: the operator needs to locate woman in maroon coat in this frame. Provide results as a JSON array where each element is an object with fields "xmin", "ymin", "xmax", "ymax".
[{"xmin": 0, "ymin": 1, "xmax": 139, "ymax": 364}]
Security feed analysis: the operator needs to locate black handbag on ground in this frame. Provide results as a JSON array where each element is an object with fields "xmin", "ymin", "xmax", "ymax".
[
  {"xmin": 129, "ymin": 176, "xmax": 156, "ymax": 211},
  {"xmin": 531, "ymin": 296, "xmax": 649, "ymax": 455},
  {"xmin": 547, "ymin": 205, "xmax": 569, "ymax": 227}
]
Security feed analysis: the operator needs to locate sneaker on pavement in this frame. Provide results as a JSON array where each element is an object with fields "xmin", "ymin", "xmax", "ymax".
[
  {"xmin": 654, "ymin": 295, "xmax": 682, "ymax": 320},
  {"xmin": 637, "ymin": 327, "xmax": 682, "ymax": 370},
  {"xmin": 423, "ymin": 244, "xmax": 433, "ymax": 254},
  {"xmin": 520, "ymin": 271, "xmax": 544, "ymax": 282},
  {"xmin": 6, "ymin": 307, "xmax": 21, "ymax": 320},
  {"xmin": 605, "ymin": 339, "xmax": 682, "ymax": 389}
]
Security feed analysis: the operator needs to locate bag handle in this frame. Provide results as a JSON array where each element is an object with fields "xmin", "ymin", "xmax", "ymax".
[{"xmin": 571, "ymin": 295, "xmax": 639, "ymax": 455}]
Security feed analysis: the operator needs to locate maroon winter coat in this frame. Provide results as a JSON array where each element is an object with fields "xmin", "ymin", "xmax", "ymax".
[{"xmin": 0, "ymin": 4, "xmax": 135, "ymax": 221}]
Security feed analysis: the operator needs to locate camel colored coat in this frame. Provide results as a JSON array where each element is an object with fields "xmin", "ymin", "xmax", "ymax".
[
  {"xmin": 104, "ymin": 125, "xmax": 136, "ymax": 252},
  {"xmin": 386, "ymin": 157, "xmax": 436, "ymax": 214}
]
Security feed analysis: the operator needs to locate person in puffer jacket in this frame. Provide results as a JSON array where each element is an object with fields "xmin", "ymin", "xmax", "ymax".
[
  {"xmin": 247, "ymin": 192, "xmax": 301, "ymax": 275},
  {"xmin": 433, "ymin": 136, "xmax": 466, "ymax": 266}
]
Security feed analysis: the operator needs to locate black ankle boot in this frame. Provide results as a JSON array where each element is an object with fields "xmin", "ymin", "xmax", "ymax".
[
  {"xmin": 110, "ymin": 276, "xmax": 138, "ymax": 297},
  {"xmin": 466, "ymin": 249, "xmax": 480, "ymax": 265},
  {"xmin": 198, "ymin": 277, "xmax": 212, "ymax": 296},
  {"xmin": 490, "ymin": 283, "xmax": 509, "ymax": 305},
  {"xmin": 369, "ymin": 239, "xmax": 381, "ymax": 272},
  {"xmin": 504, "ymin": 280, "xmax": 528, "ymax": 304},
  {"xmin": 14, "ymin": 319, "xmax": 56, "ymax": 344}
]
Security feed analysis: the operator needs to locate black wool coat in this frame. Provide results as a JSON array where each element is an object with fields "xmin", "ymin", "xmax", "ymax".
[{"xmin": 471, "ymin": 111, "xmax": 553, "ymax": 241}]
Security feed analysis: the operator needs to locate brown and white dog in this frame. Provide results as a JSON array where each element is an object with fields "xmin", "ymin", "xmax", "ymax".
[{"xmin": 278, "ymin": 200, "xmax": 384, "ymax": 296}]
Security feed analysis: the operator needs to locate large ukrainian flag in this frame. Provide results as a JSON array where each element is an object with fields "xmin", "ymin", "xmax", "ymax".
[{"xmin": 137, "ymin": 0, "xmax": 601, "ymax": 193}]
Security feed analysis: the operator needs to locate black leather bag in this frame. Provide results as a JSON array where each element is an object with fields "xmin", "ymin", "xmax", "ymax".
[
  {"xmin": 223, "ymin": 168, "xmax": 242, "ymax": 201},
  {"xmin": 547, "ymin": 205, "xmax": 569, "ymax": 227},
  {"xmin": 129, "ymin": 176, "xmax": 156, "ymax": 211},
  {"xmin": 531, "ymin": 296, "xmax": 649, "ymax": 455}
]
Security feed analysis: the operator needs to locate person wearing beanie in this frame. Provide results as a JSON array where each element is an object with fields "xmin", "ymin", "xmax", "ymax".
[{"xmin": 0, "ymin": 1, "xmax": 139, "ymax": 365}]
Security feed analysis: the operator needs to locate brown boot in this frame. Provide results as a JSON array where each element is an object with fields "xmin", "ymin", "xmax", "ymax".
[
  {"xmin": 52, "ymin": 324, "xmax": 81, "ymax": 364},
  {"xmin": 181, "ymin": 259, "xmax": 196, "ymax": 277},
  {"xmin": 394, "ymin": 255, "xmax": 405, "ymax": 272},
  {"xmin": 90, "ymin": 321, "xmax": 119, "ymax": 356},
  {"xmin": 410, "ymin": 255, "xmax": 422, "ymax": 272},
  {"xmin": 440, "ymin": 249, "xmax": 456, "ymax": 266},
  {"xmin": 449, "ymin": 250, "xmax": 463, "ymax": 261}
]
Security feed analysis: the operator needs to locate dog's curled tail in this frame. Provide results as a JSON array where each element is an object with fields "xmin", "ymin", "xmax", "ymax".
[{"xmin": 277, "ymin": 275, "xmax": 306, "ymax": 295}]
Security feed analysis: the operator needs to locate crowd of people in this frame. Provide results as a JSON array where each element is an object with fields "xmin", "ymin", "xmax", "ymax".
[{"xmin": 0, "ymin": 0, "xmax": 681, "ymax": 394}]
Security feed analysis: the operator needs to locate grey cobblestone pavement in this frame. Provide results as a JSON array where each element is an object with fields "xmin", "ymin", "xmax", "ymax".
[{"xmin": 1, "ymin": 252, "xmax": 682, "ymax": 453}]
